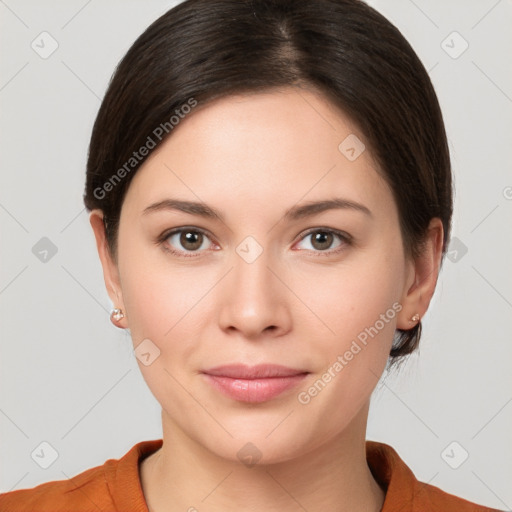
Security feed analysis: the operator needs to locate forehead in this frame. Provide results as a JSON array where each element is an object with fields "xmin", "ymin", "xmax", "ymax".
[{"xmin": 122, "ymin": 87, "xmax": 395, "ymax": 223}]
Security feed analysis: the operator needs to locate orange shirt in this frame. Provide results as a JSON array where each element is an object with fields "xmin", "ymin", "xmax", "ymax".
[{"xmin": 0, "ymin": 439, "xmax": 501, "ymax": 511}]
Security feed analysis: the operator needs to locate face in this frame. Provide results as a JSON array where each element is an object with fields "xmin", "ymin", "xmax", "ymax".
[{"xmin": 93, "ymin": 87, "xmax": 432, "ymax": 464}]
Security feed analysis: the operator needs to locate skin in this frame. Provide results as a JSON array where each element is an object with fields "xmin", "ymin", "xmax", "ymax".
[{"xmin": 90, "ymin": 86, "xmax": 444, "ymax": 512}]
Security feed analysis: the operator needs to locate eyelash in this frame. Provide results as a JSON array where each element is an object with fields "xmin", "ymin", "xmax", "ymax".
[{"xmin": 157, "ymin": 226, "xmax": 353, "ymax": 259}]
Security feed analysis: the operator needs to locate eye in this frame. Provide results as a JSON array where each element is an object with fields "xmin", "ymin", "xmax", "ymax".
[
  {"xmin": 161, "ymin": 227, "xmax": 216, "ymax": 256},
  {"xmin": 158, "ymin": 226, "xmax": 352, "ymax": 258},
  {"xmin": 294, "ymin": 228, "xmax": 351, "ymax": 255}
]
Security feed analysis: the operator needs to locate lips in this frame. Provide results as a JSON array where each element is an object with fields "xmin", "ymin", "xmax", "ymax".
[
  {"xmin": 201, "ymin": 364, "xmax": 309, "ymax": 403},
  {"xmin": 203, "ymin": 364, "xmax": 308, "ymax": 379}
]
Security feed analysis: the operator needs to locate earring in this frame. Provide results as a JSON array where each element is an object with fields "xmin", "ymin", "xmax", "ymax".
[
  {"xmin": 410, "ymin": 313, "xmax": 420, "ymax": 323},
  {"xmin": 110, "ymin": 308, "xmax": 125, "ymax": 325}
]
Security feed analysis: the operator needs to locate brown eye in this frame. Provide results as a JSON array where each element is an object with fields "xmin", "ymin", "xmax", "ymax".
[
  {"xmin": 310, "ymin": 231, "xmax": 334, "ymax": 251},
  {"xmin": 295, "ymin": 229, "xmax": 350, "ymax": 254},
  {"xmin": 179, "ymin": 230, "xmax": 203, "ymax": 251},
  {"xmin": 164, "ymin": 228, "xmax": 212, "ymax": 254}
]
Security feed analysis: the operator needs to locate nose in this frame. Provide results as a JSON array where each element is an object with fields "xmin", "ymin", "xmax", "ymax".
[{"xmin": 217, "ymin": 246, "xmax": 292, "ymax": 340}]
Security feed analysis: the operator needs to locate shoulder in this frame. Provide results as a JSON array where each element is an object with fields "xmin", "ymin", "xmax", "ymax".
[
  {"xmin": 413, "ymin": 479, "xmax": 503, "ymax": 511},
  {"xmin": 0, "ymin": 462, "xmax": 113, "ymax": 512},
  {"xmin": 366, "ymin": 441, "xmax": 503, "ymax": 512},
  {"xmin": 0, "ymin": 439, "xmax": 162, "ymax": 512}
]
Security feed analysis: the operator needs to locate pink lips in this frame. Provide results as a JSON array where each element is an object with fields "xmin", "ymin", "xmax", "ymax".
[{"xmin": 202, "ymin": 364, "xmax": 309, "ymax": 403}]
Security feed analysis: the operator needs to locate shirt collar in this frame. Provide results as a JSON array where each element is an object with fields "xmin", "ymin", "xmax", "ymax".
[{"xmin": 107, "ymin": 438, "xmax": 420, "ymax": 511}]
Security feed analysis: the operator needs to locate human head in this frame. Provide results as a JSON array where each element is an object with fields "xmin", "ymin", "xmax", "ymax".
[{"xmin": 84, "ymin": 0, "xmax": 451, "ymax": 365}]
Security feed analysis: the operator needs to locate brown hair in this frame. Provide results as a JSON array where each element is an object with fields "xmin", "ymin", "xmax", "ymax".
[{"xmin": 84, "ymin": 0, "xmax": 452, "ymax": 362}]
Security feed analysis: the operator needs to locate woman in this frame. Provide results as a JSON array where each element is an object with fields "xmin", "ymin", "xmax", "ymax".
[{"xmin": 0, "ymin": 0, "xmax": 503, "ymax": 510}]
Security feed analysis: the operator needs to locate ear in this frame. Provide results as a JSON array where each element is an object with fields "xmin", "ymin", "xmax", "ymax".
[
  {"xmin": 89, "ymin": 210, "xmax": 128, "ymax": 329},
  {"xmin": 396, "ymin": 218, "xmax": 444, "ymax": 330}
]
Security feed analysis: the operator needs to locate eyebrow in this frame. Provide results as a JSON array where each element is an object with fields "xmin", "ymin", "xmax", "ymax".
[{"xmin": 142, "ymin": 197, "xmax": 372, "ymax": 221}]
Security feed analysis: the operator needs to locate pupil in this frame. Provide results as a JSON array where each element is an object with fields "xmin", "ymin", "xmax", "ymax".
[
  {"xmin": 313, "ymin": 231, "xmax": 332, "ymax": 250},
  {"xmin": 181, "ymin": 231, "xmax": 202, "ymax": 250}
]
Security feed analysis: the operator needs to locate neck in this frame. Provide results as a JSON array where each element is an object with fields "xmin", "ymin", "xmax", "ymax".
[{"xmin": 140, "ymin": 405, "xmax": 384, "ymax": 512}]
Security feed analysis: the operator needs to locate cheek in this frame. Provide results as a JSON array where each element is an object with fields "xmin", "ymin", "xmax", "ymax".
[
  {"xmin": 290, "ymin": 283, "xmax": 399, "ymax": 440},
  {"xmin": 291, "ymin": 245, "xmax": 404, "ymax": 402},
  {"xmin": 120, "ymin": 257, "xmax": 205, "ymax": 344},
  {"xmin": 292, "ymin": 247, "xmax": 404, "ymax": 346},
  {"xmin": 117, "ymin": 255, "xmax": 210, "ymax": 408}
]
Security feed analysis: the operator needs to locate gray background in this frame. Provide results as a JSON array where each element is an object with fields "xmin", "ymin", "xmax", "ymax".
[{"xmin": 0, "ymin": 0, "xmax": 511, "ymax": 509}]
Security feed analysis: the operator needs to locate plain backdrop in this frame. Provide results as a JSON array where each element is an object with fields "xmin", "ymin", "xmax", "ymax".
[{"xmin": 0, "ymin": 0, "xmax": 511, "ymax": 509}]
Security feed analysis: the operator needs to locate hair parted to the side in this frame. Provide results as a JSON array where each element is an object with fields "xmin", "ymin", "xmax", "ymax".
[{"xmin": 84, "ymin": 0, "xmax": 453, "ymax": 365}]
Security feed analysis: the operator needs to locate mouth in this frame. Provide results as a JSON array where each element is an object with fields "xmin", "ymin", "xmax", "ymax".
[{"xmin": 201, "ymin": 364, "xmax": 310, "ymax": 403}]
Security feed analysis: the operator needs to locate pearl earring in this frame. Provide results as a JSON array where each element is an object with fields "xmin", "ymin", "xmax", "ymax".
[{"xmin": 110, "ymin": 308, "xmax": 125, "ymax": 323}]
